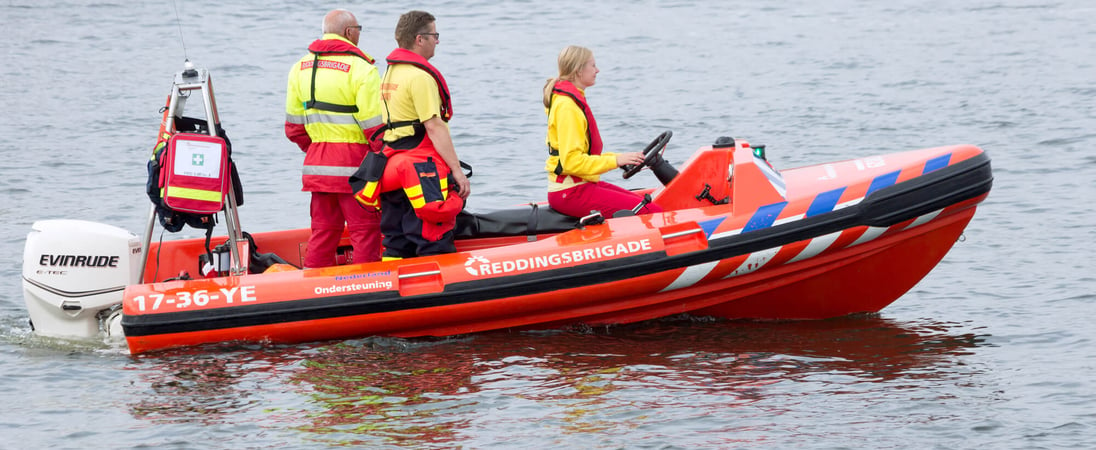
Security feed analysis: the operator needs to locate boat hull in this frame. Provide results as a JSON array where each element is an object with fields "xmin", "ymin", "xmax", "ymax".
[{"xmin": 122, "ymin": 203, "xmax": 977, "ymax": 354}]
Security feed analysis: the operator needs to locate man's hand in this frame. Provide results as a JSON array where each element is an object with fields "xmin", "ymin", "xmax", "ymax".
[{"xmin": 451, "ymin": 170, "xmax": 471, "ymax": 199}]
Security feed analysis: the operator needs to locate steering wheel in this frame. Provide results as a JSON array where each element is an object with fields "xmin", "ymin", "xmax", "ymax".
[{"xmin": 622, "ymin": 130, "xmax": 673, "ymax": 179}]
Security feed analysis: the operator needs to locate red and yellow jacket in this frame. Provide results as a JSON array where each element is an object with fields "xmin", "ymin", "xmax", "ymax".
[{"xmin": 285, "ymin": 34, "xmax": 383, "ymax": 193}]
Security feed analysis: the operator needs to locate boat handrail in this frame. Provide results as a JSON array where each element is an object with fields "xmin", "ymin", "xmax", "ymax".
[
  {"xmin": 661, "ymin": 228, "xmax": 704, "ymax": 240},
  {"xmin": 398, "ymin": 270, "xmax": 443, "ymax": 280}
]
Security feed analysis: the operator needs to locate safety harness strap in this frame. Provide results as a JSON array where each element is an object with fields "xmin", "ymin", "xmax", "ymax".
[{"xmin": 304, "ymin": 50, "xmax": 371, "ymax": 114}]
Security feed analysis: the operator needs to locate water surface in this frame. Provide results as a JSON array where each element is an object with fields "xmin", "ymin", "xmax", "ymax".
[{"xmin": 1, "ymin": 0, "xmax": 1093, "ymax": 448}]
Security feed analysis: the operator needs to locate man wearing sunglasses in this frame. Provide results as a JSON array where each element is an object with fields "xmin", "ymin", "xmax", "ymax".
[{"xmin": 359, "ymin": 10, "xmax": 469, "ymax": 260}]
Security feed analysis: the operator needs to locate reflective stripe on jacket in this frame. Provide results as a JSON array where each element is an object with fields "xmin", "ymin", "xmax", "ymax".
[{"xmin": 285, "ymin": 34, "xmax": 383, "ymax": 192}]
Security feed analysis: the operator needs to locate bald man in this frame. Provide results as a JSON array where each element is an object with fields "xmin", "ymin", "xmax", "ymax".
[{"xmin": 285, "ymin": 9, "xmax": 384, "ymax": 267}]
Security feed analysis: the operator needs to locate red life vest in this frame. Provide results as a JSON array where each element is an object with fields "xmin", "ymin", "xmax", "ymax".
[
  {"xmin": 371, "ymin": 48, "xmax": 453, "ymax": 142},
  {"xmin": 548, "ymin": 80, "xmax": 604, "ymax": 180},
  {"xmin": 551, "ymin": 80, "xmax": 603, "ymax": 156},
  {"xmin": 353, "ymin": 143, "xmax": 457, "ymax": 205},
  {"xmin": 385, "ymin": 48, "xmax": 453, "ymax": 123},
  {"xmin": 368, "ymin": 134, "xmax": 463, "ymax": 242}
]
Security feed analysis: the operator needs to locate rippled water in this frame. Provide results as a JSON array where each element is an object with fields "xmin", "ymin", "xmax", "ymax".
[{"xmin": 1, "ymin": 0, "xmax": 1094, "ymax": 448}]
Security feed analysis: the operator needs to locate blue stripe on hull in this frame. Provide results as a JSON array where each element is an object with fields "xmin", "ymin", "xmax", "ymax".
[
  {"xmin": 867, "ymin": 170, "xmax": 902, "ymax": 195},
  {"xmin": 923, "ymin": 154, "xmax": 952, "ymax": 174},
  {"xmin": 744, "ymin": 202, "xmax": 788, "ymax": 232},
  {"xmin": 806, "ymin": 187, "xmax": 846, "ymax": 217}
]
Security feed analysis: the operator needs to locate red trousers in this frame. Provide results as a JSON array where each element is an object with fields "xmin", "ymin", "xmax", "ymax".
[
  {"xmin": 306, "ymin": 192, "xmax": 381, "ymax": 268},
  {"xmin": 548, "ymin": 181, "xmax": 663, "ymax": 218}
]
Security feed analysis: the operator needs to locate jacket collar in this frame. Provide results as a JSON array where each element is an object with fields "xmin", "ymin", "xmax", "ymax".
[{"xmin": 308, "ymin": 34, "xmax": 374, "ymax": 64}]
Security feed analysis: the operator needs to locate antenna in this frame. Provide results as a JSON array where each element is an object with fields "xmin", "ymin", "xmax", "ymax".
[
  {"xmin": 171, "ymin": 0, "xmax": 189, "ymax": 64},
  {"xmin": 170, "ymin": 0, "xmax": 198, "ymax": 78}
]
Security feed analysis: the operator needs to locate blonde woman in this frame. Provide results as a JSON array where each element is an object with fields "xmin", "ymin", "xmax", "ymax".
[{"xmin": 543, "ymin": 45, "xmax": 663, "ymax": 217}]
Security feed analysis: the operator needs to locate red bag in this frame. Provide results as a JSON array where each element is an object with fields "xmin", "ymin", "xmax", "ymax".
[{"xmin": 160, "ymin": 133, "xmax": 230, "ymax": 214}]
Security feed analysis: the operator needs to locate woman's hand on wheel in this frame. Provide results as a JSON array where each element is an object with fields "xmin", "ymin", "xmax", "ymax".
[{"xmin": 616, "ymin": 152, "xmax": 644, "ymax": 168}]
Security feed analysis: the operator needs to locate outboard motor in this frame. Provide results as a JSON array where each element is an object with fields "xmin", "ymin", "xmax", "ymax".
[{"xmin": 22, "ymin": 220, "xmax": 141, "ymax": 340}]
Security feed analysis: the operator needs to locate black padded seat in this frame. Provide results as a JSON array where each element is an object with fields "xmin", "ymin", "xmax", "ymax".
[{"xmin": 453, "ymin": 204, "xmax": 580, "ymax": 239}]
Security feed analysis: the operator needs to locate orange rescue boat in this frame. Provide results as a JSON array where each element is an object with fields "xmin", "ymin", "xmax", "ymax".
[{"xmin": 20, "ymin": 64, "xmax": 993, "ymax": 355}]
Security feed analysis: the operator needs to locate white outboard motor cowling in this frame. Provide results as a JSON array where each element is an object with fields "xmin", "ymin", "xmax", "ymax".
[{"xmin": 22, "ymin": 220, "xmax": 142, "ymax": 339}]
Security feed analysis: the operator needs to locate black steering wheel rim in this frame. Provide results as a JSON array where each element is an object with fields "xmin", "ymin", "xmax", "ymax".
[{"xmin": 622, "ymin": 130, "xmax": 673, "ymax": 179}]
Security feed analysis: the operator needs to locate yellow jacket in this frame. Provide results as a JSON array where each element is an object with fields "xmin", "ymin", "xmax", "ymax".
[{"xmin": 544, "ymin": 88, "xmax": 617, "ymax": 192}]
